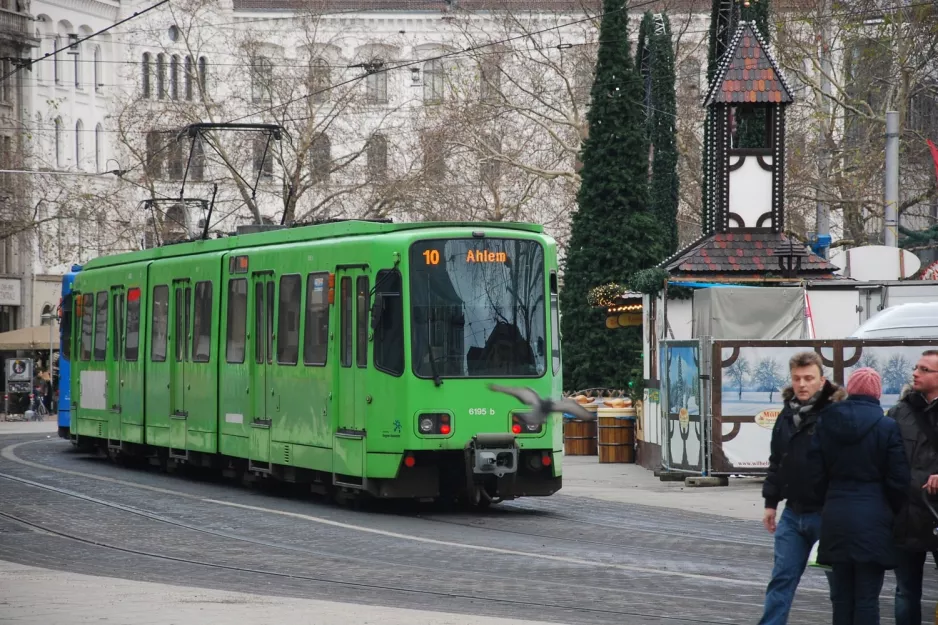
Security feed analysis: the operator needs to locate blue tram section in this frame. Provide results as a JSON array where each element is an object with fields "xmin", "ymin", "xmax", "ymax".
[{"xmin": 57, "ymin": 265, "xmax": 81, "ymax": 439}]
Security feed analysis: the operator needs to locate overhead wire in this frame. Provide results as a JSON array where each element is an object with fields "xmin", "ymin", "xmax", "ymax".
[
  {"xmin": 1, "ymin": 0, "xmax": 171, "ymax": 83},
  {"xmin": 14, "ymin": 0, "xmax": 935, "ymax": 211}
]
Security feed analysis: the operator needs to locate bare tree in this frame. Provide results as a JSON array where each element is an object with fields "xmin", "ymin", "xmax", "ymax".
[{"xmin": 774, "ymin": 0, "xmax": 938, "ymax": 249}]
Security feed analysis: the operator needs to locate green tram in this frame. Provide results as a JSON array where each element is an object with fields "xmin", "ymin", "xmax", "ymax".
[{"xmin": 68, "ymin": 220, "xmax": 564, "ymax": 504}]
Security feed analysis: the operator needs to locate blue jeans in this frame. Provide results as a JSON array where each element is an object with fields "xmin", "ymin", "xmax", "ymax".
[
  {"xmin": 894, "ymin": 550, "xmax": 926, "ymax": 625},
  {"xmin": 758, "ymin": 506, "xmax": 825, "ymax": 625},
  {"xmin": 830, "ymin": 562, "xmax": 885, "ymax": 625}
]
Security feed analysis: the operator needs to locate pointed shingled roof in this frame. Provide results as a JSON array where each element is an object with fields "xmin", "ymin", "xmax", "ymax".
[
  {"xmin": 704, "ymin": 21, "xmax": 795, "ymax": 107},
  {"xmin": 659, "ymin": 231, "xmax": 838, "ymax": 282}
]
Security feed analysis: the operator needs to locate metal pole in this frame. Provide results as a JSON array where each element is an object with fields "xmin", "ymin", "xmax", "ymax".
[
  {"xmin": 49, "ymin": 318, "xmax": 54, "ymax": 396},
  {"xmin": 815, "ymin": 0, "xmax": 832, "ymax": 256},
  {"xmin": 884, "ymin": 111, "xmax": 899, "ymax": 247}
]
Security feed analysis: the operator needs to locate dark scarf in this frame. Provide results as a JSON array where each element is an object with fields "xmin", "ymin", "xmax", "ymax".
[{"xmin": 788, "ymin": 390, "xmax": 822, "ymax": 428}]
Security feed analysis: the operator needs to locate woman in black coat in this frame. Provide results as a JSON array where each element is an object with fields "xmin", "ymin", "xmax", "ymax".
[{"xmin": 816, "ymin": 367, "xmax": 910, "ymax": 625}]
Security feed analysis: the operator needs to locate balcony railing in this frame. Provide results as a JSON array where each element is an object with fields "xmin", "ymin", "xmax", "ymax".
[{"xmin": 0, "ymin": 8, "xmax": 37, "ymax": 44}]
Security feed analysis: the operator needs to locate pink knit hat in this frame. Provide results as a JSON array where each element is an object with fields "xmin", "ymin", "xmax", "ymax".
[{"xmin": 847, "ymin": 367, "xmax": 882, "ymax": 399}]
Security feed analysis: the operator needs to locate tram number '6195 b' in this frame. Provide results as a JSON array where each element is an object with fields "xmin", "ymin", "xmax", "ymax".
[{"xmin": 468, "ymin": 408, "xmax": 496, "ymax": 416}]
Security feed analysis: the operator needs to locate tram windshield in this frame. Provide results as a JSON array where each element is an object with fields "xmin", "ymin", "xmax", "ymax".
[{"xmin": 409, "ymin": 238, "xmax": 546, "ymax": 379}]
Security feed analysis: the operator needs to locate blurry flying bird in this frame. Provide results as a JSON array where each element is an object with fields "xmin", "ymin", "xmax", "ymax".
[{"xmin": 488, "ymin": 384, "xmax": 596, "ymax": 425}]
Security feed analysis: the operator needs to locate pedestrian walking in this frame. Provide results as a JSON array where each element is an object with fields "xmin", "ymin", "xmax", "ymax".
[
  {"xmin": 759, "ymin": 351, "xmax": 845, "ymax": 625},
  {"xmin": 888, "ymin": 349, "xmax": 938, "ymax": 625},
  {"xmin": 816, "ymin": 367, "xmax": 910, "ymax": 625}
]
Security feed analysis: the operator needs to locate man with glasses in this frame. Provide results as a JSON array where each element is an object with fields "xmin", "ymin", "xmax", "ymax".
[{"xmin": 888, "ymin": 349, "xmax": 938, "ymax": 625}]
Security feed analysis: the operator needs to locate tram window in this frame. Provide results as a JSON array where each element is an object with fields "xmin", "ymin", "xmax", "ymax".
[
  {"xmin": 175, "ymin": 287, "xmax": 186, "ymax": 362},
  {"xmin": 226, "ymin": 279, "xmax": 247, "ymax": 364},
  {"xmin": 192, "ymin": 281, "xmax": 212, "ymax": 362},
  {"xmin": 151, "ymin": 285, "xmax": 168, "ymax": 362},
  {"xmin": 80, "ymin": 294, "xmax": 93, "ymax": 361},
  {"xmin": 112, "ymin": 291, "xmax": 124, "ymax": 361},
  {"xmin": 373, "ymin": 270, "xmax": 403, "ymax": 376},
  {"xmin": 93, "ymin": 291, "xmax": 108, "ymax": 361},
  {"xmin": 125, "ymin": 288, "xmax": 141, "ymax": 362},
  {"xmin": 356, "ymin": 276, "xmax": 368, "ymax": 368},
  {"xmin": 303, "ymin": 272, "xmax": 328, "ymax": 366},
  {"xmin": 550, "ymin": 271, "xmax": 560, "ymax": 376},
  {"xmin": 340, "ymin": 277, "xmax": 352, "ymax": 368},
  {"xmin": 61, "ymin": 294, "xmax": 73, "ymax": 362},
  {"xmin": 254, "ymin": 282, "xmax": 265, "ymax": 364},
  {"xmin": 266, "ymin": 281, "xmax": 274, "ymax": 365},
  {"xmin": 277, "ymin": 274, "xmax": 301, "ymax": 365}
]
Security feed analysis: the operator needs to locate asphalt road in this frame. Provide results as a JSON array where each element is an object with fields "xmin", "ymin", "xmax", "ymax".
[{"xmin": 0, "ymin": 433, "xmax": 927, "ymax": 624}]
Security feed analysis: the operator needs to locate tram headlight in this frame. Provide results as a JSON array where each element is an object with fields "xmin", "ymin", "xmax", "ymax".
[
  {"xmin": 511, "ymin": 412, "xmax": 543, "ymax": 435},
  {"xmin": 417, "ymin": 413, "xmax": 452, "ymax": 436}
]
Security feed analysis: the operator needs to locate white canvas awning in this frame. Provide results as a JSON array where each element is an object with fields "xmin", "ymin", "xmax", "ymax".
[{"xmin": 0, "ymin": 324, "xmax": 60, "ymax": 351}]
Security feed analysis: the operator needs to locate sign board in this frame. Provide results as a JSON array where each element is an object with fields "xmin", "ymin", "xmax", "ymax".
[
  {"xmin": 0, "ymin": 278, "xmax": 21, "ymax": 306},
  {"xmin": 831, "ymin": 245, "xmax": 922, "ymax": 281},
  {"xmin": 6, "ymin": 358, "xmax": 33, "ymax": 381}
]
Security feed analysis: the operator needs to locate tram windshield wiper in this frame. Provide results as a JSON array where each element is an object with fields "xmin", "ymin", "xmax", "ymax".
[{"xmin": 426, "ymin": 345, "xmax": 443, "ymax": 387}]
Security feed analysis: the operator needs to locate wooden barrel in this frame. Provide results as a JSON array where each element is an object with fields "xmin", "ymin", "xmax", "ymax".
[
  {"xmin": 563, "ymin": 404, "xmax": 597, "ymax": 456},
  {"xmin": 597, "ymin": 407, "xmax": 636, "ymax": 463}
]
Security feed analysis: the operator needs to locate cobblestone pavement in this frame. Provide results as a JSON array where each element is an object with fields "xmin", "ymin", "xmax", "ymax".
[{"xmin": 1, "ymin": 434, "xmax": 932, "ymax": 624}]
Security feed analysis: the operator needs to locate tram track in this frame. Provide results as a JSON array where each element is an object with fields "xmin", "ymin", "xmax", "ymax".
[
  {"xmin": 413, "ymin": 512, "xmax": 767, "ymax": 566},
  {"xmin": 0, "ymin": 437, "xmax": 843, "ymax": 623},
  {"xmin": 0, "ymin": 468, "xmax": 821, "ymax": 623},
  {"xmin": 0, "ymin": 474, "xmax": 754, "ymax": 625}
]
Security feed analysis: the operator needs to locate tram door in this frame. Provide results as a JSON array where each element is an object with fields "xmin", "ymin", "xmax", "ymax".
[
  {"xmin": 169, "ymin": 279, "xmax": 190, "ymax": 453},
  {"xmin": 333, "ymin": 267, "xmax": 369, "ymax": 487},
  {"xmin": 107, "ymin": 286, "xmax": 124, "ymax": 441},
  {"xmin": 250, "ymin": 272, "xmax": 275, "ymax": 469}
]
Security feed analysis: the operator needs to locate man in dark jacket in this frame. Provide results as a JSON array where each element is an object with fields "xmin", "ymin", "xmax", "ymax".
[
  {"xmin": 888, "ymin": 349, "xmax": 938, "ymax": 625},
  {"xmin": 759, "ymin": 351, "xmax": 845, "ymax": 625}
]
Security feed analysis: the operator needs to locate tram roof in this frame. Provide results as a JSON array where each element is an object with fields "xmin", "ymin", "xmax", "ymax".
[{"xmin": 80, "ymin": 220, "xmax": 546, "ymax": 271}]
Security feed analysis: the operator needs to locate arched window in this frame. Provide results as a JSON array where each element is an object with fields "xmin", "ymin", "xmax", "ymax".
[
  {"xmin": 198, "ymin": 56, "xmax": 207, "ymax": 97},
  {"xmin": 40, "ymin": 304, "xmax": 54, "ymax": 325},
  {"xmin": 184, "ymin": 56, "xmax": 192, "ymax": 100},
  {"xmin": 54, "ymin": 117, "xmax": 63, "ymax": 168},
  {"xmin": 309, "ymin": 133, "xmax": 331, "ymax": 183},
  {"xmin": 251, "ymin": 55, "xmax": 273, "ymax": 103},
  {"xmin": 156, "ymin": 53, "xmax": 166, "ymax": 99},
  {"xmin": 367, "ymin": 134, "xmax": 388, "ymax": 180},
  {"xmin": 423, "ymin": 59, "xmax": 444, "ymax": 104},
  {"xmin": 170, "ymin": 55, "xmax": 178, "ymax": 100},
  {"xmin": 253, "ymin": 136, "xmax": 273, "ymax": 178},
  {"xmin": 142, "ymin": 52, "xmax": 151, "ymax": 98},
  {"xmin": 190, "ymin": 136, "xmax": 205, "ymax": 181},
  {"xmin": 167, "ymin": 136, "xmax": 183, "ymax": 180},
  {"xmin": 94, "ymin": 46, "xmax": 102, "ymax": 91},
  {"xmin": 146, "ymin": 130, "xmax": 162, "ymax": 178},
  {"xmin": 309, "ymin": 58, "xmax": 330, "ymax": 104},
  {"xmin": 75, "ymin": 119, "xmax": 84, "ymax": 169},
  {"xmin": 95, "ymin": 124, "xmax": 103, "ymax": 172},
  {"xmin": 54, "ymin": 36, "xmax": 62, "ymax": 83},
  {"xmin": 163, "ymin": 203, "xmax": 189, "ymax": 243},
  {"xmin": 479, "ymin": 59, "xmax": 501, "ymax": 102},
  {"xmin": 365, "ymin": 59, "xmax": 387, "ymax": 104},
  {"xmin": 72, "ymin": 42, "xmax": 81, "ymax": 88}
]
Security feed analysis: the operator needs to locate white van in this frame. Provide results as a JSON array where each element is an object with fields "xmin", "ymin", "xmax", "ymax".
[{"xmin": 848, "ymin": 302, "xmax": 938, "ymax": 339}]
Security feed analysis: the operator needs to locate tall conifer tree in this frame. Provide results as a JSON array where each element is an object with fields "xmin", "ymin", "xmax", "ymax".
[
  {"xmin": 560, "ymin": 0, "xmax": 669, "ymax": 392},
  {"xmin": 638, "ymin": 12, "xmax": 679, "ymax": 254}
]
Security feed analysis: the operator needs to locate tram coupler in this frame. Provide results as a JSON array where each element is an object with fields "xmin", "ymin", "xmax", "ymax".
[{"xmin": 466, "ymin": 433, "xmax": 518, "ymax": 478}]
